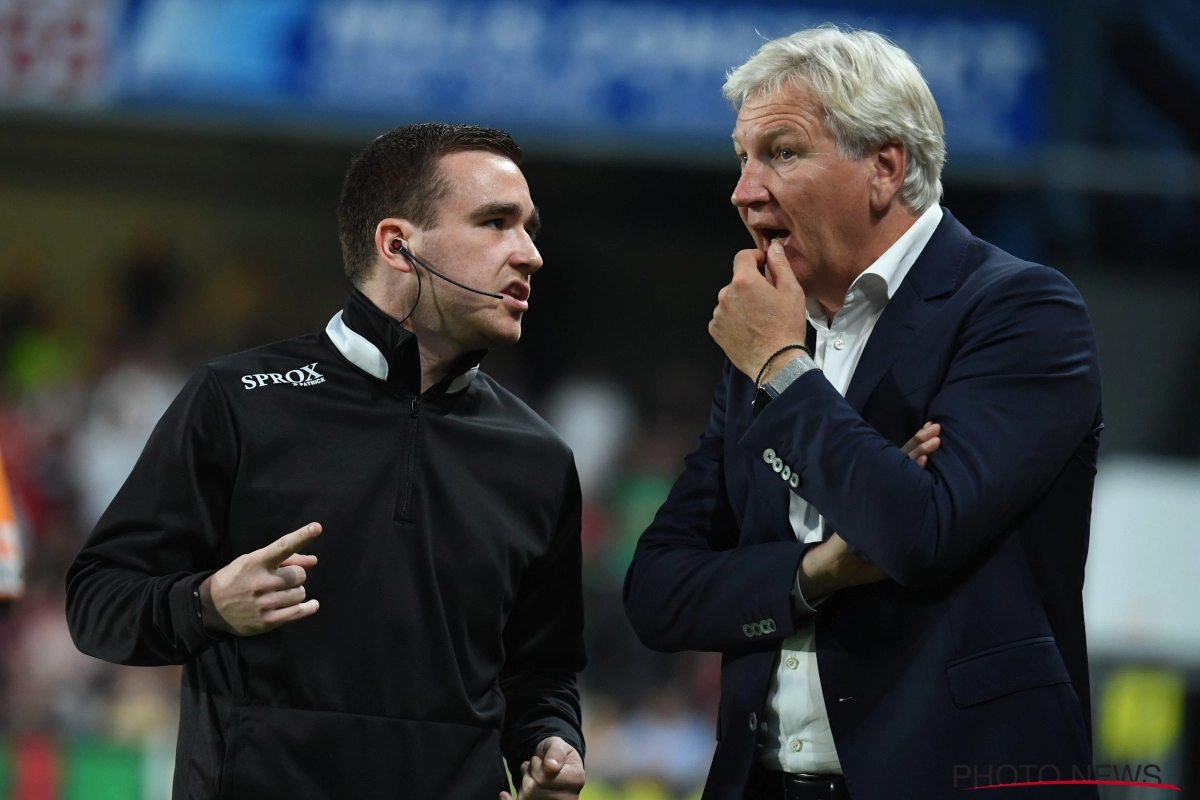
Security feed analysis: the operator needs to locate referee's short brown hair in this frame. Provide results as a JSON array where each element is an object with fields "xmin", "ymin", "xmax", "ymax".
[{"xmin": 337, "ymin": 123, "xmax": 524, "ymax": 288}]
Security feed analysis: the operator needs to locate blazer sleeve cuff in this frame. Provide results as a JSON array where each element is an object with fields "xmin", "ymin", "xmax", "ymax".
[
  {"xmin": 738, "ymin": 369, "xmax": 837, "ymax": 487},
  {"xmin": 791, "ymin": 540, "xmax": 831, "ymax": 619}
]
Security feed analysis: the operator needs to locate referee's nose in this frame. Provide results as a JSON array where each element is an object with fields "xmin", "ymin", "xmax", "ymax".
[{"xmin": 512, "ymin": 231, "xmax": 543, "ymax": 276}]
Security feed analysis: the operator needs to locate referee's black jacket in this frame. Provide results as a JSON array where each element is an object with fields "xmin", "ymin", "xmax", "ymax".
[{"xmin": 66, "ymin": 289, "xmax": 586, "ymax": 799}]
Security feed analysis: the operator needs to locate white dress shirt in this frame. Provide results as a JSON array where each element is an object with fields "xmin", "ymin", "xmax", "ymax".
[{"xmin": 755, "ymin": 204, "xmax": 944, "ymax": 773}]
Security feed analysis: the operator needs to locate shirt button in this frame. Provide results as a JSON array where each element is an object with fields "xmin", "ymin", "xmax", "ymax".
[
  {"xmin": 790, "ymin": 738, "xmax": 803, "ymax": 752},
  {"xmin": 834, "ymin": 338, "xmax": 846, "ymax": 350},
  {"xmin": 749, "ymin": 712, "xmax": 759, "ymax": 731},
  {"xmin": 785, "ymin": 656, "xmax": 799, "ymax": 670}
]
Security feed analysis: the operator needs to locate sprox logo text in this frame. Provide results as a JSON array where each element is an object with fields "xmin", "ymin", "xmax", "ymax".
[{"xmin": 241, "ymin": 364, "xmax": 325, "ymax": 390}]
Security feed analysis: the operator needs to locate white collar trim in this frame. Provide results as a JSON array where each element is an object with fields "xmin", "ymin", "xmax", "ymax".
[
  {"xmin": 806, "ymin": 204, "xmax": 943, "ymax": 323},
  {"xmin": 860, "ymin": 203, "xmax": 944, "ymax": 301},
  {"xmin": 325, "ymin": 311, "xmax": 477, "ymax": 393}
]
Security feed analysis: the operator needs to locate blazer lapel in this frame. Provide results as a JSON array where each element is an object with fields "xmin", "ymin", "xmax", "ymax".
[{"xmin": 843, "ymin": 208, "xmax": 970, "ymax": 413}]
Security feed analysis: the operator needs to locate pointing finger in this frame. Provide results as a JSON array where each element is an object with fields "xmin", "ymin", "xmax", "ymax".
[{"xmin": 260, "ymin": 523, "xmax": 322, "ymax": 566}]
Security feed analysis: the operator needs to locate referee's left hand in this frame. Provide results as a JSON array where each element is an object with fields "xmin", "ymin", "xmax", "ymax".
[{"xmin": 500, "ymin": 736, "xmax": 584, "ymax": 800}]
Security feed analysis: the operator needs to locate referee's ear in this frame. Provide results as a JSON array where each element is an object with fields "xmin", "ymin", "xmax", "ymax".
[{"xmin": 375, "ymin": 218, "xmax": 418, "ymax": 275}]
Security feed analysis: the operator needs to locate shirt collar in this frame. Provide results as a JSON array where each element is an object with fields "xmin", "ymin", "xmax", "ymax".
[
  {"xmin": 325, "ymin": 289, "xmax": 483, "ymax": 395},
  {"xmin": 807, "ymin": 204, "xmax": 944, "ymax": 323}
]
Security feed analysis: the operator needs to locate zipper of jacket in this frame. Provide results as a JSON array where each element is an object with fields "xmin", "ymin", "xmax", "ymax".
[{"xmin": 400, "ymin": 396, "xmax": 420, "ymax": 519}]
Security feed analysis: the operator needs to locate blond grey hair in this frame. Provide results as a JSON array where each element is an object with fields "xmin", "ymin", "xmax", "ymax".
[{"xmin": 723, "ymin": 25, "xmax": 945, "ymax": 213}]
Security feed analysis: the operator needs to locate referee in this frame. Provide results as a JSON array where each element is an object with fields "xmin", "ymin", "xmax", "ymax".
[{"xmin": 66, "ymin": 124, "xmax": 586, "ymax": 800}]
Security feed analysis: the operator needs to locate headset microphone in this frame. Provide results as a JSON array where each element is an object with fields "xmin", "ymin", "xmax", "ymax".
[{"xmin": 391, "ymin": 240, "xmax": 505, "ymax": 300}]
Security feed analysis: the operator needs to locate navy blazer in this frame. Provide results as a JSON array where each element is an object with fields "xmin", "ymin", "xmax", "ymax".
[{"xmin": 624, "ymin": 209, "xmax": 1103, "ymax": 800}]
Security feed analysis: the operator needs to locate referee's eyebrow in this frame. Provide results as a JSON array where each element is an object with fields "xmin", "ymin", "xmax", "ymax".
[{"xmin": 471, "ymin": 201, "xmax": 542, "ymax": 237}]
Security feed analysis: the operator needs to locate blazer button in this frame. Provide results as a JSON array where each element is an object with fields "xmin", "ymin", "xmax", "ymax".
[
  {"xmin": 749, "ymin": 712, "xmax": 758, "ymax": 731},
  {"xmin": 789, "ymin": 473, "xmax": 800, "ymax": 488},
  {"xmin": 763, "ymin": 448, "xmax": 776, "ymax": 463},
  {"xmin": 772, "ymin": 458, "xmax": 784, "ymax": 473},
  {"xmin": 742, "ymin": 623, "xmax": 754, "ymax": 638},
  {"xmin": 781, "ymin": 465, "xmax": 791, "ymax": 481}
]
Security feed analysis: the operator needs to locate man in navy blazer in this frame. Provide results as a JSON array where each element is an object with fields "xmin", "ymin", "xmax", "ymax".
[{"xmin": 624, "ymin": 28, "xmax": 1103, "ymax": 800}]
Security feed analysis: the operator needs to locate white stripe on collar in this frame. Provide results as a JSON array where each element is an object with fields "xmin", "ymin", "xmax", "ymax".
[
  {"xmin": 446, "ymin": 366, "xmax": 479, "ymax": 393},
  {"xmin": 325, "ymin": 311, "xmax": 478, "ymax": 393},
  {"xmin": 327, "ymin": 311, "xmax": 388, "ymax": 380}
]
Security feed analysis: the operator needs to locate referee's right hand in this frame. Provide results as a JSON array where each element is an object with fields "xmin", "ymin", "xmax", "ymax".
[{"xmin": 199, "ymin": 523, "xmax": 322, "ymax": 635}]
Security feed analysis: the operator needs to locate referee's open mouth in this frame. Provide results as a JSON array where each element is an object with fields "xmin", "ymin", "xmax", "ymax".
[{"xmin": 500, "ymin": 280, "xmax": 530, "ymax": 311}]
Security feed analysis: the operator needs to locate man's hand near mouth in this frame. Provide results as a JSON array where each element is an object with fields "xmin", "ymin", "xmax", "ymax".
[{"xmin": 709, "ymin": 239, "xmax": 810, "ymax": 383}]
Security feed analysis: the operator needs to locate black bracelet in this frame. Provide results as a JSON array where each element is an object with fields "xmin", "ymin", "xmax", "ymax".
[{"xmin": 755, "ymin": 344, "xmax": 810, "ymax": 388}]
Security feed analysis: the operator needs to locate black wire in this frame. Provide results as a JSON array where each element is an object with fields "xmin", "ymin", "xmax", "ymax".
[
  {"xmin": 397, "ymin": 257, "xmax": 422, "ymax": 325},
  {"xmin": 400, "ymin": 245, "xmax": 504, "ymax": 300}
]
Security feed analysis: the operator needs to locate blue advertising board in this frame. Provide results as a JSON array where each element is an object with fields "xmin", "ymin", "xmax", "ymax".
[{"xmin": 103, "ymin": 0, "xmax": 1044, "ymax": 160}]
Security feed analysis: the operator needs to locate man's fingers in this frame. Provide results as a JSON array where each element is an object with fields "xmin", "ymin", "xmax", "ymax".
[
  {"xmin": 908, "ymin": 437, "xmax": 941, "ymax": 461},
  {"xmin": 278, "ymin": 553, "xmax": 317, "ymax": 569},
  {"xmin": 260, "ymin": 586, "xmax": 306, "ymax": 610},
  {"xmin": 269, "ymin": 564, "xmax": 308, "ymax": 590},
  {"xmin": 901, "ymin": 421, "xmax": 938, "ymax": 450},
  {"xmin": 732, "ymin": 248, "xmax": 765, "ymax": 278},
  {"xmin": 259, "ymin": 523, "xmax": 322, "ymax": 566},
  {"xmin": 901, "ymin": 422, "xmax": 941, "ymax": 457},
  {"xmin": 261, "ymin": 598, "xmax": 319, "ymax": 629},
  {"xmin": 538, "ymin": 738, "xmax": 571, "ymax": 774},
  {"xmin": 763, "ymin": 239, "xmax": 797, "ymax": 289}
]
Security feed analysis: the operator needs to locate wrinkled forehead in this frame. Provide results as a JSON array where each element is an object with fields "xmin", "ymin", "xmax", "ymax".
[{"xmin": 732, "ymin": 81, "xmax": 825, "ymax": 148}]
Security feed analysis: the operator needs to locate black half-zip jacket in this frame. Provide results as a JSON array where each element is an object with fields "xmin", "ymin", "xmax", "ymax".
[{"xmin": 66, "ymin": 290, "xmax": 586, "ymax": 799}]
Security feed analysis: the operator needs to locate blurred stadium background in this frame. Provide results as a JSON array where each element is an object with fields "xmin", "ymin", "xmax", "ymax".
[{"xmin": 0, "ymin": 0, "xmax": 1198, "ymax": 797}]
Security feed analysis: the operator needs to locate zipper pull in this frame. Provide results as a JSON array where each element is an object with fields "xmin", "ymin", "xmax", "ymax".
[{"xmin": 410, "ymin": 398, "xmax": 419, "ymax": 417}]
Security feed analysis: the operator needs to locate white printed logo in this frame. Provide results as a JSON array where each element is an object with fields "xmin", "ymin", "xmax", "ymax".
[{"xmin": 241, "ymin": 363, "xmax": 325, "ymax": 390}]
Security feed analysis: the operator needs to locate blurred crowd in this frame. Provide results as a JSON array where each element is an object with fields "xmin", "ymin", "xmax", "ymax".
[{"xmin": 0, "ymin": 236, "xmax": 721, "ymax": 798}]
